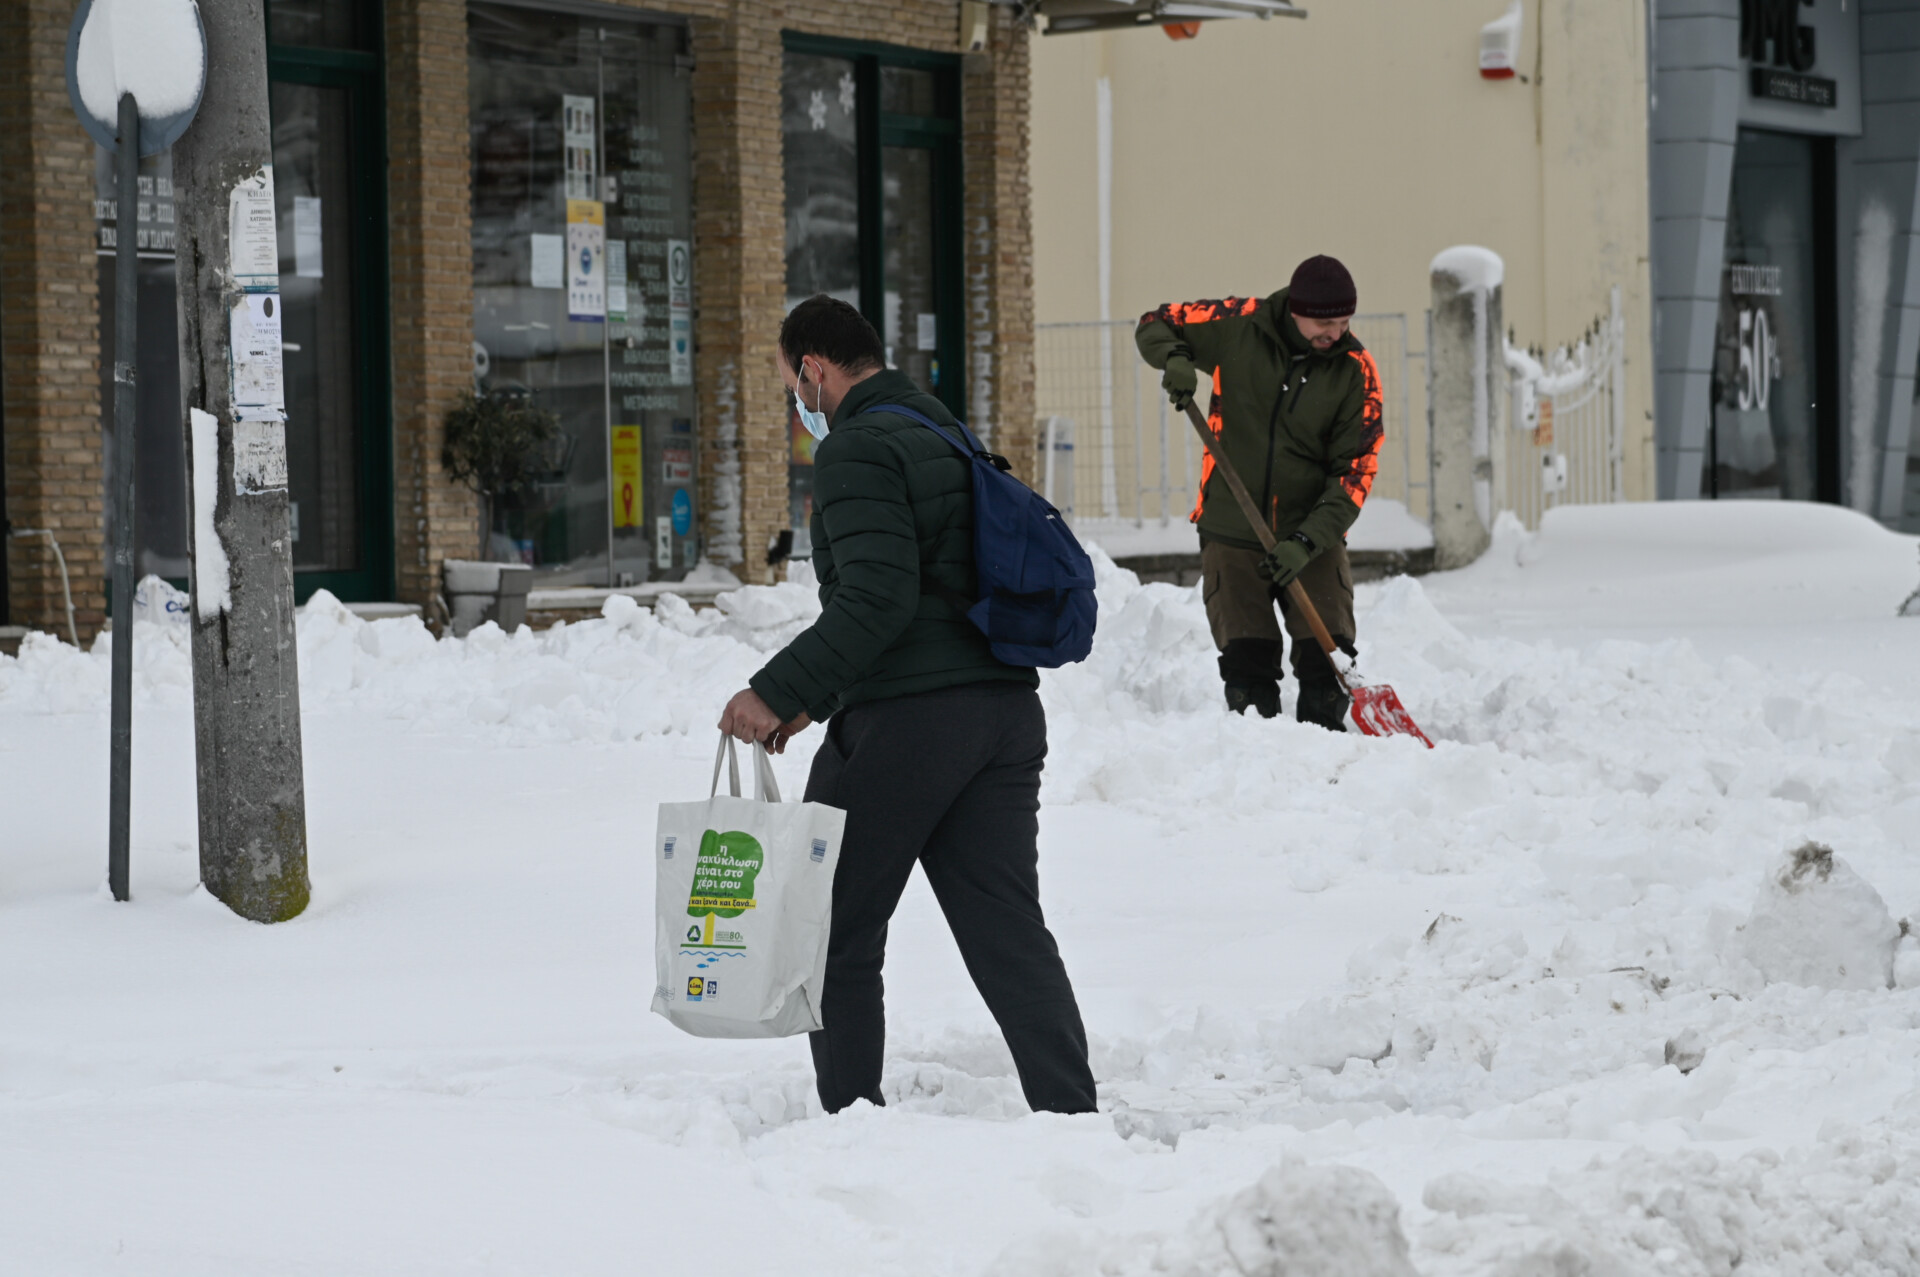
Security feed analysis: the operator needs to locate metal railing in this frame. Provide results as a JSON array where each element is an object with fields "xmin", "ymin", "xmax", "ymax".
[
  {"xmin": 1034, "ymin": 313, "xmax": 1431, "ymax": 529},
  {"xmin": 1502, "ymin": 286, "xmax": 1627, "ymax": 529}
]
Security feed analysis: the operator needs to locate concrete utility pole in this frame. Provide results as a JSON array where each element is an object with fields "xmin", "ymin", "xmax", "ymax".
[
  {"xmin": 172, "ymin": 0, "xmax": 310, "ymax": 922},
  {"xmin": 1429, "ymin": 249, "xmax": 1505, "ymax": 570}
]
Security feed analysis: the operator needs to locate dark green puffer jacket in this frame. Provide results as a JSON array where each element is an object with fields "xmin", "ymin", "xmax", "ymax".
[
  {"xmin": 749, "ymin": 370, "xmax": 1038, "ymax": 723},
  {"xmin": 1136, "ymin": 287, "xmax": 1385, "ymax": 555}
]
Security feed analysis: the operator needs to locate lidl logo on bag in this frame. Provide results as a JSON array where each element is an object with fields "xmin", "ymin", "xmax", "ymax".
[{"xmin": 686, "ymin": 976, "xmax": 704, "ymax": 1002}]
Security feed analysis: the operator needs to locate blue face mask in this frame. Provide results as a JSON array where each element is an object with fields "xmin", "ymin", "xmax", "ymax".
[{"xmin": 794, "ymin": 364, "xmax": 830, "ymax": 442}]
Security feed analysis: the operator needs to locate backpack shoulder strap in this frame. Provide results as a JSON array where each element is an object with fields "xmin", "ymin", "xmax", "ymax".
[{"xmin": 863, "ymin": 403, "xmax": 1009, "ymax": 471}]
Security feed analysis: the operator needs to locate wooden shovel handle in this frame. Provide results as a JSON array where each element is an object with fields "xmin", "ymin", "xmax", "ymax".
[{"xmin": 1179, "ymin": 400, "xmax": 1345, "ymax": 668}]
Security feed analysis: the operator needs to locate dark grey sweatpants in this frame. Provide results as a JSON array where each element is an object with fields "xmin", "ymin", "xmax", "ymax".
[{"xmin": 803, "ymin": 680, "xmax": 1097, "ymax": 1115}]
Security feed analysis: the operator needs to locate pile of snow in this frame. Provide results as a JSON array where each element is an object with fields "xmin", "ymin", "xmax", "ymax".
[
  {"xmin": 1429, "ymin": 245, "xmax": 1503, "ymax": 292},
  {"xmin": 1422, "ymin": 1127, "xmax": 1920, "ymax": 1274},
  {"xmin": 1732, "ymin": 842, "xmax": 1897, "ymax": 991},
  {"xmin": 992, "ymin": 1160, "xmax": 1416, "ymax": 1277}
]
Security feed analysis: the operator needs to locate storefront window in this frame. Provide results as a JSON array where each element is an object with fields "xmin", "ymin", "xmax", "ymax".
[
  {"xmin": 1711, "ymin": 129, "xmax": 1824, "ymax": 500},
  {"xmin": 469, "ymin": 5, "xmax": 697, "ymax": 586},
  {"xmin": 94, "ymin": 150, "xmax": 190, "ymax": 580},
  {"xmin": 271, "ymin": 80, "xmax": 363, "ymax": 574}
]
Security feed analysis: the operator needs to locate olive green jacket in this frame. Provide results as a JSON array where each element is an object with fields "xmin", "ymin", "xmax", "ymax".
[
  {"xmin": 749, "ymin": 370, "xmax": 1038, "ymax": 723},
  {"xmin": 1135, "ymin": 287, "xmax": 1385, "ymax": 555}
]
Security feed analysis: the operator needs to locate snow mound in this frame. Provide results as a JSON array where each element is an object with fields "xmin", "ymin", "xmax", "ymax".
[
  {"xmin": 1529, "ymin": 499, "xmax": 1908, "ymax": 562},
  {"xmin": 1348, "ymin": 499, "xmax": 1434, "ymax": 552},
  {"xmin": 1430, "ymin": 245, "xmax": 1503, "ymax": 291},
  {"xmin": 1421, "ymin": 1126, "xmax": 1920, "ymax": 1275},
  {"xmin": 1734, "ymin": 842, "xmax": 1896, "ymax": 991},
  {"xmin": 992, "ymin": 1160, "xmax": 1417, "ymax": 1277},
  {"xmin": 1193, "ymin": 1162, "xmax": 1417, "ymax": 1277}
]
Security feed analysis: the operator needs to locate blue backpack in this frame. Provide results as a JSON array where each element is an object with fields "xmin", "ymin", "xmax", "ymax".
[{"xmin": 864, "ymin": 404, "xmax": 1097, "ymax": 668}]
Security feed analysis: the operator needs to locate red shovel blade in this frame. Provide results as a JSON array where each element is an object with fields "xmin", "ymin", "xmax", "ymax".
[{"xmin": 1350, "ymin": 682, "xmax": 1434, "ymax": 748}]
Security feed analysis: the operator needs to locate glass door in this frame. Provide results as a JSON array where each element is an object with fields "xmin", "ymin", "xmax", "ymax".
[
  {"xmin": 270, "ymin": 76, "xmax": 369, "ymax": 581},
  {"xmin": 1710, "ymin": 128, "xmax": 1839, "ymax": 502},
  {"xmin": 267, "ymin": 0, "xmax": 393, "ymax": 601},
  {"xmin": 468, "ymin": 5, "xmax": 698, "ymax": 587},
  {"xmin": 779, "ymin": 38, "xmax": 962, "ymax": 554}
]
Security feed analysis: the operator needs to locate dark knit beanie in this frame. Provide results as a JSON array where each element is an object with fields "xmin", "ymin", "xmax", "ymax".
[{"xmin": 1288, "ymin": 255, "xmax": 1357, "ymax": 319}]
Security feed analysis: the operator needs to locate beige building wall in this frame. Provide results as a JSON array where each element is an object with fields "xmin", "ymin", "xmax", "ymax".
[{"xmin": 1030, "ymin": 0, "xmax": 1657, "ymax": 516}]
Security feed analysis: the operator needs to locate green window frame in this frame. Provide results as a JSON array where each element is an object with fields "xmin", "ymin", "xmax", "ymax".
[{"xmin": 782, "ymin": 32, "xmax": 966, "ymax": 419}]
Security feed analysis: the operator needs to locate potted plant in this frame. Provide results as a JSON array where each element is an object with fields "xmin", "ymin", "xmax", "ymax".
[{"xmin": 440, "ymin": 390, "xmax": 560, "ymax": 636}]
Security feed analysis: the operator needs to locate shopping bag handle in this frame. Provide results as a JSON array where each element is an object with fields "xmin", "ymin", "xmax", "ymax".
[{"xmin": 710, "ymin": 733, "xmax": 783, "ymax": 803}]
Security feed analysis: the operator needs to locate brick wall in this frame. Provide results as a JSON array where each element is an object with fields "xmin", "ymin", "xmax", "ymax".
[
  {"xmin": 0, "ymin": 1, "xmax": 1035, "ymax": 617},
  {"xmin": 388, "ymin": 0, "xmax": 480, "ymax": 605},
  {"xmin": 681, "ymin": 1, "xmax": 1038, "ymax": 579},
  {"xmin": 963, "ymin": 4, "xmax": 1038, "ymax": 484},
  {"xmin": 688, "ymin": 3, "xmax": 787, "ymax": 581},
  {"xmin": 0, "ymin": 0, "xmax": 106, "ymax": 641}
]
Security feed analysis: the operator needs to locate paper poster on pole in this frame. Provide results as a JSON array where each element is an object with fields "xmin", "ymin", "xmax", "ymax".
[
  {"xmin": 568, "ymin": 200, "xmax": 606, "ymax": 322},
  {"xmin": 229, "ymin": 292, "xmax": 286, "ymax": 423},
  {"xmin": 611, "ymin": 425, "xmax": 642, "ymax": 528},
  {"xmin": 606, "ymin": 240, "xmax": 628, "ymax": 320},
  {"xmin": 530, "ymin": 233, "xmax": 563, "ymax": 289},
  {"xmin": 233, "ymin": 419, "xmax": 289, "ymax": 493},
  {"xmin": 293, "ymin": 196, "xmax": 323, "ymax": 278},
  {"xmin": 563, "ymin": 95, "xmax": 597, "ymax": 202},
  {"xmin": 668, "ymin": 238, "xmax": 692, "ymax": 385},
  {"xmin": 228, "ymin": 166, "xmax": 279, "ymax": 292}
]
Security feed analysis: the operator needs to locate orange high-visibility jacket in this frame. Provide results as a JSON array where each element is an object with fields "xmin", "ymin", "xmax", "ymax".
[{"xmin": 1136, "ymin": 287, "xmax": 1383, "ymax": 555}]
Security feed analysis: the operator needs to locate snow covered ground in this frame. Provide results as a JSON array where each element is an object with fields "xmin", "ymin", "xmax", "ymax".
[{"xmin": 4, "ymin": 501, "xmax": 1920, "ymax": 1274}]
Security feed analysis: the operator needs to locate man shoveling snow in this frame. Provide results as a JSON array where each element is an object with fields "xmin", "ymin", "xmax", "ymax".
[{"xmin": 1136, "ymin": 255, "xmax": 1385, "ymax": 729}]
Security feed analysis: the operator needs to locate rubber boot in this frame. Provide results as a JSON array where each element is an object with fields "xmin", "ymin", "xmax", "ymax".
[
  {"xmin": 1294, "ymin": 670, "xmax": 1350, "ymax": 732},
  {"xmin": 1218, "ymin": 638, "xmax": 1282, "ymax": 719}
]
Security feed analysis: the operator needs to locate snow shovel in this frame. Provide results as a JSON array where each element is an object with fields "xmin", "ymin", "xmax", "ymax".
[{"xmin": 1178, "ymin": 399, "xmax": 1434, "ymax": 747}]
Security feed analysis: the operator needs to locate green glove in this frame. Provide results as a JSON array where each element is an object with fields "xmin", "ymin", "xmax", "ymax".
[
  {"xmin": 1161, "ymin": 355, "xmax": 1198, "ymax": 410},
  {"xmin": 1258, "ymin": 535, "xmax": 1313, "ymax": 588}
]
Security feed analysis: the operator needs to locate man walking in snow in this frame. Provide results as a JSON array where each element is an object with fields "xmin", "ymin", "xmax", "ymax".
[
  {"xmin": 1135, "ymin": 255, "xmax": 1385, "ymax": 730},
  {"xmin": 717, "ymin": 295, "xmax": 1098, "ymax": 1118}
]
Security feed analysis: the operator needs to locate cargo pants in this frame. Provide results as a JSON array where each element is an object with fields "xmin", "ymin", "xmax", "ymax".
[{"xmin": 1200, "ymin": 540, "xmax": 1356, "ymax": 724}]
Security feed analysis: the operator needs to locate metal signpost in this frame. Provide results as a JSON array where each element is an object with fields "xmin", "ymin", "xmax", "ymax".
[{"xmin": 65, "ymin": 0, "xmax": 207, "ymax": 902}]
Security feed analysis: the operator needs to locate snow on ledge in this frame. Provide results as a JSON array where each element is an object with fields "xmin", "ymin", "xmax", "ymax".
[{"xmin": 1430, "ymin": 245, "xmax": 1505, "ymax": 291}]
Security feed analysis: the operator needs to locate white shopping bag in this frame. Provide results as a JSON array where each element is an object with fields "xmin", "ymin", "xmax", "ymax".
[{"xmin": 650, "ymin": 734, "xmax": 846, "ymax": 1038}]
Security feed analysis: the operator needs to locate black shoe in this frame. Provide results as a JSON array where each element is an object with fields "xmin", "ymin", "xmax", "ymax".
[
  {"xmin": 1295, "ymin": 675, "xmax": 1350, "ymax": 732},
  {"xmin": 1225, "ymin": 680, "xmax": 1281, "ymax": 718},
  {"xmin": 1219, "ymin": 639, "xmax": 1283, "ymax": 719}
]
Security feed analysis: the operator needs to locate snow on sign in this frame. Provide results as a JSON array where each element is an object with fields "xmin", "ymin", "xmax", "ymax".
[{"xmin": 64, "ymin": 0, "xmax": 206, "ymax": 157}]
